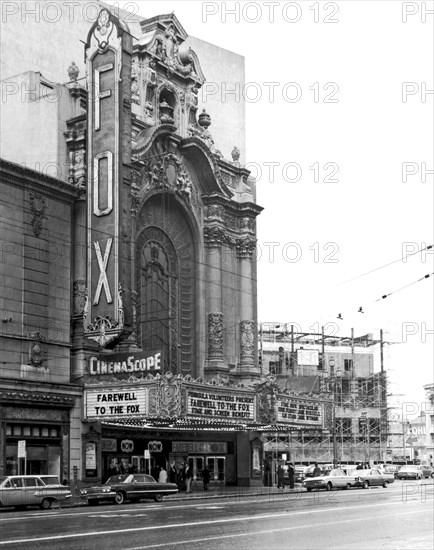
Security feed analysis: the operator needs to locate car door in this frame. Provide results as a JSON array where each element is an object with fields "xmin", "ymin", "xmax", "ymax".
[
  {"xmin": 23, "ymin": 477, "xmax": 41, "ymax": 506},
  {"xmin": 128, "ymin": 475, "xmax": 144, "ymax": 499},
  {"xmin": 0, "ymin": 478, "xmax": 18, "ymax": 507},
  {"xmin": 369, "ymin": 469, "xmax": 381, "ymax": 486}
]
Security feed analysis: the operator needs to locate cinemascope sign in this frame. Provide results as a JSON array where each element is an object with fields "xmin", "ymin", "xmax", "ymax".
[{"xmin": 87, "ymin": 351, "xmax": 161, "ymax": 376}]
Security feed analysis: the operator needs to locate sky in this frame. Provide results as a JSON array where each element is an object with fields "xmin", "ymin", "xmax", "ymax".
[{"xmin": 106, "ymin": 0, "xmax": 433, "ymax": 409}]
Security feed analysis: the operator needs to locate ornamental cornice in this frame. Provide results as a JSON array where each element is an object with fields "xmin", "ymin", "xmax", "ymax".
[
  {"xmin": 0, "ymin": 390, "xmax": 76, "ymax": 408},
  {"xmin": 0, "ymin": 159, "xmax": 80, "ymax": 203}
]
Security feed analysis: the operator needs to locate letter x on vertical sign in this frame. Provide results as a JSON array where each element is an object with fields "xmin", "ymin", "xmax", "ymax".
[{"xmin": 93, "ymin": 238, "xmax": 113, "ymax": 305}]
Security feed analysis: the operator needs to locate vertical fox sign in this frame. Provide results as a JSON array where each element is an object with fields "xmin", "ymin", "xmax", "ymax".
[{"xmin": 85, "ymin": 9, "xmax": 132, "ymax": 347}]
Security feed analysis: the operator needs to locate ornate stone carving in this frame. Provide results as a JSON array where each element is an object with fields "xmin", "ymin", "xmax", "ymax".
[
  {"xmin": 67, "ymin": 61, "xmax": 79, "ymax": 81},
  {"xmin": 73, "ymin": 279, "xmax": 87, "ymax": 316},
  {"xmin": 29, "ymin": 192, "xmax": 46, "ymax": 237},
  {"xmin": 2, "ymin": 405, "xmax": 70, "ymax": 420},
  {"xmin": 236, "ymin": 236, "xmax": 257, "ymax": 259},
  {"xmin": 224, "ymin": 213, "xmax": 236, "ymax": 230},
  {"xmin": 153, "ymin": 371, "xmax": 182, "ymax": 418},
  {"xmin": 117, "ymin": 283, "xmax": 125, "ymax": 329},
  {"xmin": 29, "ymin": 339, "xmax": 44, "ymax": 367},
  {"xmin": 207, "ymin": 205, "xmax": 224, "ymax": 220},
  {"xmin": 130, "ymin": 289, "xmax": 139, "ymax": 344},
  {"xmin": 141, "ymin": 152, "xmax": 194, "ymax": 204},
  {"xmin": 231, "ymin": 146, "xmax": 240, "ymax": 162},
  {"xmin": 204, "ymin": 226, "xmax": 225, "ymax": 248},
  {"xmin": 85, "ymin": 315, "xmax": 122, "ymax": 348},
  {"xmin": 239, "ymin": 217, "xmax": 254, "ymax": 233},
  {"xmin": 208, "ymin": 312, "xmax": 224, "ymax": 360},
  {"xmin": 131, "ymin": 59, "xmax": 140, "ymax": 105},
  {"xmin": 256, "ymin": 376, "xmax": 278, "ymax": 424},
  {"xmin": 240, "ymin": 320, "xmax": 255, "ymax": 365}
]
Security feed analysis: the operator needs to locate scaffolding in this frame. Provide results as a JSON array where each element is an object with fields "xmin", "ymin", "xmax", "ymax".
[{"xmin": 259, "ymin": 326, "xmax": 392, "ymax": 465}]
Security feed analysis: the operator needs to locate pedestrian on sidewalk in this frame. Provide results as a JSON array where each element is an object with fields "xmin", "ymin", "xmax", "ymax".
[
  {"xmin": 287, "ymin": 463, "xmax": 295, "ymax": 489},
  {"xmin": 159, "ymin": 466, "xmax": 168, "ymax": 483},
  {"xmin": 312, "ymin": 463, "xmax": 322, "ymax": 477},
  {"xmin": 277, "ymin": 464, "xmax": 285, "ymax": 489},
  {"xmin": 169, "ymin": 464, "xmax": 177, "ymax": 484},
  {"xmin": 185, "ymin": 463, "xmax": 193, "ymax": 493},
  {"xmin": 202, "ymin": 465, "xmax": 211, "ymax": 491}
]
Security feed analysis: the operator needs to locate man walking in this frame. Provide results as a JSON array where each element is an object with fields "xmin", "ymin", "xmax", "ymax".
[
  {"xmin": 277, "ymin": 464, "xmax": 285, "ymax": 489},
  {"xmin": 287, "ymin": 463, "xmax": 295, "ymax": 489},
  {"xmin": 202, "ymin": 465, "xmax": 211, "ymax": 491}
]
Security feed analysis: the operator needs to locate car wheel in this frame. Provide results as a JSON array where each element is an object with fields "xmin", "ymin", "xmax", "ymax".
[
  {"xmin": 362, "ymin": 480, "xmax": 369, "ymax": 489},
  {"xmin": 431, "ymin": 473, "xmax": 434, "ymax": 479},
  {"xmin": 306, "ymin": 488, "xmax": 312, "ymax": 492},
  {"xmin": 40, "ymin": 498, "xmax": 52, "ymax": 510},
  {"xmin": 154, "ymin": 493, "xmax": 164, "ymax": 502},
  {"xmin": 326, "ymin": 482, "xmax": 333, "ymax": 491},
  {"xmin": 382, "ymin": 481, "xmax": 389, "ymax": 488},
  {"xmin": 345, "ymin": 483, "xmax": 352, "ymax": 490},
  {"xmin": 115, "ymin": 491, "xmax": 126, "ymax": 505},
  {"xmin": 88, "ymin": 499, "xmax": 99, "ymax": 506}
]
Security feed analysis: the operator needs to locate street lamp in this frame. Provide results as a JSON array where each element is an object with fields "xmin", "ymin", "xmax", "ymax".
[{"xmin": 324, "ymin": 356, "xmax": 342, "ymax": 467}]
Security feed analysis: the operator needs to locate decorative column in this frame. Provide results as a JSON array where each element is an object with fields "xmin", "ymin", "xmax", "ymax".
[
  {"xmin": 237, "ymin": 227, "xmax": 258, "ymax": 375},
  {"xmin": 204, "ymin": 224, "xmax": 227, "ymax": 375}
]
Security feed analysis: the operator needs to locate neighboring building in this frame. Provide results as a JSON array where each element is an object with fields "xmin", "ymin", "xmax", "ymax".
[
  {"xmin": 0, "ymin": 159, "xmax": 82, "ymax": 480},
  {"xmin": 422, "ymin": 383, "xmax": 434, "ymax": 466},
  {"xmin": 1, "ymin": 5, "xmax": 333, "ymax": 488},
  {"xmin": 259, "ymin": 326, "xmax": 389, "ymax": 465}
]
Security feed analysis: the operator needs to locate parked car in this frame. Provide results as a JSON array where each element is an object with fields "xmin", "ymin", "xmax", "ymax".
[
  {"xmin": 303, "ymin": 468, "xmax": 354, "ymax": 491},
  {"xmin": 384, "ymin": 465, "xmax": 401, "ymax": 479},
  {"xmin": 397, "ymin": 465, "xmax": 424, "ymax": 480},
  {"xmin": 353, "ymin": 468, "xmax": 395, "ymax": 489},
  {"xmin": 294, "ymin": 465, "xmax": 317, "ymax": 483},
  {"xmin": 0, "ymin": 475, "xmax": 71, "ymax": 510},
  {"xmin": 80, "ymin": 474, "xmax": 178, "ymax": 505},
  {"xmin": 419, "ymin": 465, "xmax": 434, "ymax": 479}
]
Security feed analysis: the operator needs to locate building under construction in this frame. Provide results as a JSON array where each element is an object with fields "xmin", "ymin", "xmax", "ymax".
[{"xmin": 259, "ymin": 325, "xmax": 390, "ymax": 466}]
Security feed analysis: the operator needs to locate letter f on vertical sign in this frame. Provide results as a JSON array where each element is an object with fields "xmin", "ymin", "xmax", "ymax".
[{"xmin": 93, "ymin": 238, "xmax": 113, "ymax": 305}]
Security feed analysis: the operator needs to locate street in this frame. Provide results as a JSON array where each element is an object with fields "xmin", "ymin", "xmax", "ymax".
[{"xmin": 0, "ymin": 480, "xmax": 433, "ymax": 549}]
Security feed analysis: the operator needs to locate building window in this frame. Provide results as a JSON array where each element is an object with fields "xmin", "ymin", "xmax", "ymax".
[
  {"xmin": 269, "ymin": 361, "xmax": 281, "ymax": 376},
  {"xmin": 344, "ymin": 359, "xmax": 353, "ymax": 371}
]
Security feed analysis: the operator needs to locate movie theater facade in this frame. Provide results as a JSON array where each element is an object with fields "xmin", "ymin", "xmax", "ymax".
[{"xmin": 82, "ymin": 359, "xmax": 331, "ymax": 486}]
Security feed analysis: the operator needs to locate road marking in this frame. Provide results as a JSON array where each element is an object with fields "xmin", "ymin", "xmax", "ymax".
[
  {"xmin": 0, "ymin": 489, "xmax": 430, "ymax": 523},
  {"xmin": 0, "ymin": 499, "xmax": 431, "ymax": 546},
  {"xmin": 123, "ymin": 509, "xmax": 433, "ymax": 549}
]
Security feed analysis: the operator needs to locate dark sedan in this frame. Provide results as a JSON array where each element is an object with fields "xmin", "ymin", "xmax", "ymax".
[
  {"xmin": 81, "ymin": 474, "xmax": 178, "ymax": 505},
  {"xmin": 353, "ymin": 468, "xmax": 395, "ymax": 489}
]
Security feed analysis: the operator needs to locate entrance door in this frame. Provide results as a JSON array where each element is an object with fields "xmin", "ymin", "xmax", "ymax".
[
  {"xmin": 206, "ymin": 457, "xmax": 225, "ymax": 482},
  {"xmin": 189, "ymin": 457, "xmax": 204, "ymax": 481}
]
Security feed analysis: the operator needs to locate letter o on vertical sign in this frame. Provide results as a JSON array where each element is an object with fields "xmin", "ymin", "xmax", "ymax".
[{"xmin": 94, "ymin": 151, "xmax": 113, "ymax": 216}]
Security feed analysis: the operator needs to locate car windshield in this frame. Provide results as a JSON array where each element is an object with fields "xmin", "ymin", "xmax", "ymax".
[
  {"xmin": 105, "ymin": 475, "xmax": 130, "ymax": 485},
  {"xmin": 0, "ymin": 476, "xmax": 7, "ymax": 485},
  {"xmin": 400, "ymin": 466, "xmax": 415, "ymax": 471}
]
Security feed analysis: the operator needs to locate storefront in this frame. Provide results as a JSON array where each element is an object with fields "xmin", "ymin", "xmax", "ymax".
[{"xmin": 0, "ymin": 388, "xmax": 78, "ymax": 482}]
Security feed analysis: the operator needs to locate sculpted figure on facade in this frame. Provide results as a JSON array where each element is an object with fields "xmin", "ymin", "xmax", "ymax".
[
  {"xmin": 240, "ymin": 320, "xmax": 255, "ymax": 365},
  {"xmin": 29, "ymin": 192, "xmax": 46, "ymax": 237},
  {"xmin": 208, "ymin": 312, "xmax": 224, "ymax": 359}
]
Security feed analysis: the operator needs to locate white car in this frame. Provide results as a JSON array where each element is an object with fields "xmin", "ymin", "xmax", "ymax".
[
  {"xmin": 0, "ymin": 475, "xmax": 71, "ymax": 510},
  {"xmin": 303, "ymin": 468, "xmax": 354, "ymax": 491}
]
